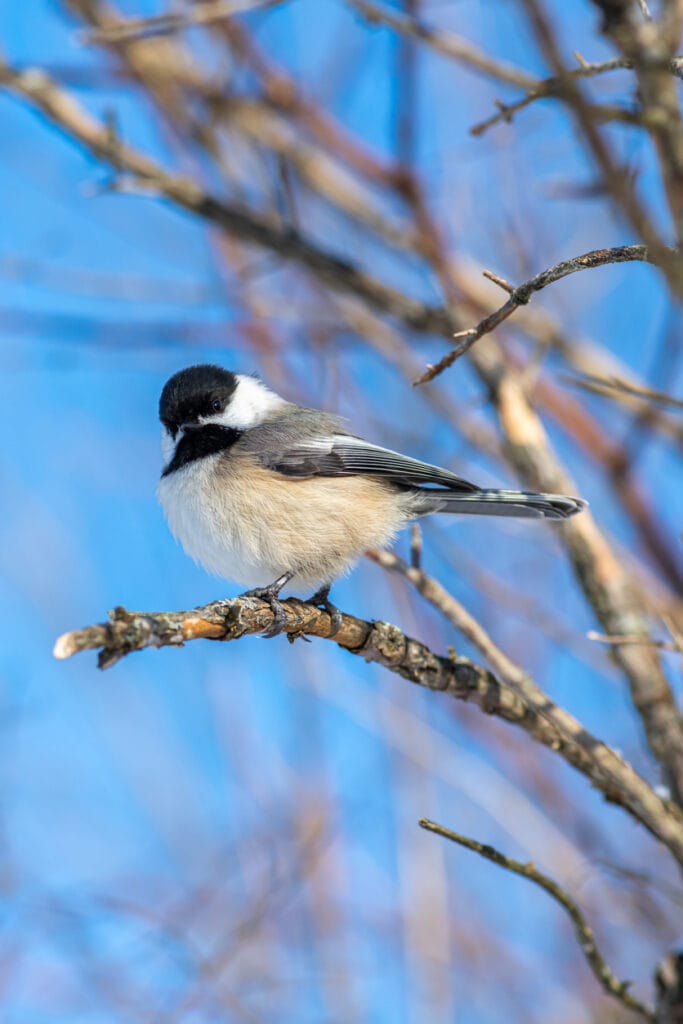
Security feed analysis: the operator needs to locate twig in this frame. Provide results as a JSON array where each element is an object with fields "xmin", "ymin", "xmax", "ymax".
[
  {"xmin": 588, "ymin": 631, "xmax": 683, "ymax": 654},
  {"xmin": 53, "ymin": 595, "xmax": 683, "ymax": 866},
  {"xmin": 80, "ymin": 0, "xmax": 284, "ymax": 44},
  {"xmin": 419, "ymin": 819, "xmax": 655, "ymax": 1021},
  {"xmin": 471, "ymin": 55, "xmax": 683, "ymax": 136},
  {"xmin": 566, "ymin": 373, "xmax": 683, "ymax": 413},
  {"xmin": 415, "ymin": 245, "xmax": 657, "ymax": 384}
]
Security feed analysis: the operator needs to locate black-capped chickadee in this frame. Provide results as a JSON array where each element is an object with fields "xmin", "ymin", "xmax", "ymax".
[{"xmin": 157, "ymin": 364, "xmax": 586, "ymax": 634}]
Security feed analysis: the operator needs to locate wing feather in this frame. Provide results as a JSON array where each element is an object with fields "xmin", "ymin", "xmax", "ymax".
[{"xmin": 258, "ymin": 433, "xmax": 479, "ymax": 491}]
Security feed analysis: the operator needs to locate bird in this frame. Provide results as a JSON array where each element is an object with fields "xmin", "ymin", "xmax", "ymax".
[{"xmin": 157, "ymin": 364, "xmax": 586, "ymax": 635}]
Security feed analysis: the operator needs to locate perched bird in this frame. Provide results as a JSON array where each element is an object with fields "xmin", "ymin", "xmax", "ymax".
[{"xmin": 157, "ymin": 364, "xmax": 586, "ymax": 634}]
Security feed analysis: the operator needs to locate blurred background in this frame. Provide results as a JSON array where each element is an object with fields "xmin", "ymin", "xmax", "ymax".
[{"xmin": 1, "ymin": 1, "xmax": 683, "ymax": 1021}]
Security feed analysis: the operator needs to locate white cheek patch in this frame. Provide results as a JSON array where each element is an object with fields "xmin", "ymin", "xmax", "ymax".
[
  {"xmin": 203, "ymin": 375, "xmax": 286, "ymax": 430},
  {"xmin": 161, "ymin": 426, "xmax": 176, "ymax": 467}
]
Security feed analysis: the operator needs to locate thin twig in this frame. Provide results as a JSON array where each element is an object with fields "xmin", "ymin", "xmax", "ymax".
[
  {"xmin": 471, "ymin": 54, "xmax": 683, "ymax": 136},
  {"xmin": 566, "ymin": 373, "xmax": 683, "ymax": 412},
  {"xmin": 415, "ymin": 245, "xmax": 657, "ymax": 384},
  {"xmin": 419, "ymin": 819, "xmax": 655, "ymax": 1021},
  {"xmin": 588, "ymin": 631, "xmax": 683, "ymax": 654}
]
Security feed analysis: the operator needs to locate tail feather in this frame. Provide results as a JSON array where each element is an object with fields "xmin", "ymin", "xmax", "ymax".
[{"xmin": 414, "ymin": 488, "xmax": 587, "ymax": 521}]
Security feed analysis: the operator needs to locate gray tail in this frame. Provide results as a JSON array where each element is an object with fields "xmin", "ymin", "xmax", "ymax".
[{"xmin": 415, "ymin": 488, "xmax": 587, "ymax": 521}]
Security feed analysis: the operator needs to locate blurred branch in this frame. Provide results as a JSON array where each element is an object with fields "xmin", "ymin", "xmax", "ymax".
[
  {"xmin": 210, "ymin": 95, "xmax": 418, "ymax": 249},
  {"xmin": 347, "ymin": 0, "xmax": 536, "ymax": 88},
  {"xmin": 81, "ymin": 0, "xmax": 284, "ymax": 44},
  {"xmin": 419, "ymin": 818, "xmax": 655, "ymax": 1021},
  {"xmin": 53, "ymin": 596, "xmax": 683, "ymax": 870},
  {"xmin": 0, "ymin": 60, "xmax": 449, "ymax": 332},
  {"xmin": 415, "ymin": 245, "xmax": 657, "ymax": 383},
  {"xmin": 567, "ymin": 373, "xmax": 683, "ymax": 413},
  {"xmin": 656, "ymin": 953, "xmax": 683, "ymax": 1024},
  {"xmin": 589, "ymin": 631, "xmax": 682, "ymax": 654}
]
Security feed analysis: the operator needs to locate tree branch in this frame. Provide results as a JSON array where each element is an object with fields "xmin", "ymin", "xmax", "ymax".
[
  {"xmin": 566, "ymin": 372, "xmax": 683, "ymax": 413},
  {"xmin": 53, "ymin": 595, "xmax": 683, "ymax": 869},
  {"xmin": 6, "ymin": 56, "xmax": 683, "ymax": 808},
  {"xmin": 419, "ymin": 818, "xmax": 655, "ymax": 1021},
  {"xmin": 347, "ymin": 0, "xmax": 536, "ymax": 89},
  {"xmin": 81, "ymin": 0, "xmax": 283, "ymax": 44},
  {"xmin": 470, "ymin": 55, "xmax": 683, "ymax": 137},
  {"xmin": 414, "ymin": 245, "xmax": 656, "ymax": 383}
]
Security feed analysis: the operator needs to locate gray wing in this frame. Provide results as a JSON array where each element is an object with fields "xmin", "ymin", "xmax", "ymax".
[{"xmin": 241, "ymin": 411, "xmax": 478, "ymax": 491}]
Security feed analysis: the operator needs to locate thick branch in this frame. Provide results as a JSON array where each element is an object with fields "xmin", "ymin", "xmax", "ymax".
[
  {"xmin": 54, "ymin": 596, "xmax": 683, "ymax": 868},
  {"xmin": 419, "ymin": 819, "xmax": 655, "ymax": 1021}
]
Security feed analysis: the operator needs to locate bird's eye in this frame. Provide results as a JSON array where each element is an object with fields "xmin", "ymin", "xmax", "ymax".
[{"xmin": 211, "ymin": 398, "xmax": 222, "ymax": 413}]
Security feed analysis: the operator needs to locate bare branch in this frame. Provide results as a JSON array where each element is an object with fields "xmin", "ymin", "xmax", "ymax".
[
  {"xmin": 471, "ymin": 54, "xmax": 683, "ymax": 136},
  {"xmin": 419, "ymin": 819, "xmax": 655, "ymax": 1021},
  {"xmin": 81, "ymin": 0, "xmax": 284, "ymax": 44},
  {"xmin": 566, "ymin": 372, "xmax": 683, "ymax": 412},
  {"xmin": 53, "ymin": 595, "xmax": 683, "ymax": 866},
  {"xmin": 588, "ymin": 631, "xmax": 683, "ymax": 654},
  {"xmin": 347, "ymin": 0, "xmax": 536, "ymax": 89},
  {"xmin": 415, "ymin": 245, "xmax": 657, "ymax": 384}
]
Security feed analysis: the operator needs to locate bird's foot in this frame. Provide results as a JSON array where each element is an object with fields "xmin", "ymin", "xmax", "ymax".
[
  {"xmin": 243, "ymin": 572, "xmax": 293, "ymax": 638},
  {"xmin": 307, "ymin": 584, "xmax": 342, "ymax": 637}
]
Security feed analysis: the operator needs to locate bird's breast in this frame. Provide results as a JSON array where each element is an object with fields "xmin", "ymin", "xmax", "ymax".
[{"xmin": 157, "ymin": 452, "xmax": 412, "ymax": 589}]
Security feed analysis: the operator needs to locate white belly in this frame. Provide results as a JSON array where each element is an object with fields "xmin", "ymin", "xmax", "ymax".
[
  {"xmin": 157, "ymin": 453, "xmax": 411, "ymax": 595},
  {"xmin": 157, "ymin": 455, "xmax": 284, "ymax": 589}
]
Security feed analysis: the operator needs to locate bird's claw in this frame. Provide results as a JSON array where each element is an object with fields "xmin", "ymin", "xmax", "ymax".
[
  {"xmin": 308, "ymin": 585, "xmax": 343, "ymax": 637},
  {"xmin": 242, "ymin": 572, "xmax": 293, "ymax": 638}
]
